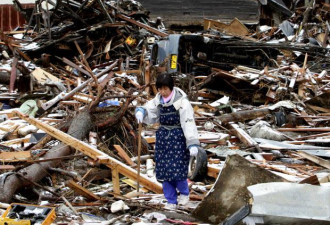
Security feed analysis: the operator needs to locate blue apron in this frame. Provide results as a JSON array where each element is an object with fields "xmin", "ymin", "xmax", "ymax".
[{"xmin": 155, "ymin": 104, "xmax": 190, "ymax": 181}]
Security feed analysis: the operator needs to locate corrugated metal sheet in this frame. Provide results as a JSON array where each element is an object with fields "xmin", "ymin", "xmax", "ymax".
[
  {"xmin": 139, "ymin": 0, "xmax": 260, "ymax": 25},
  {"xmin": 0, "ymin": 4, "xmax": 33, "ymax": 31}
]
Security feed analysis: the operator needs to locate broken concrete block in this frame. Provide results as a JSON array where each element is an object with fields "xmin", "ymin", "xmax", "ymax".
[{"xmin": 111, "ymin": 200, "xmax": 130, "ymax": 213}]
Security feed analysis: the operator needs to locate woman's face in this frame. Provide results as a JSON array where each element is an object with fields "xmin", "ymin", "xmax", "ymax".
[{"xmin": 158, "ymin": 86, "xmax": 172, "ymax": 98}]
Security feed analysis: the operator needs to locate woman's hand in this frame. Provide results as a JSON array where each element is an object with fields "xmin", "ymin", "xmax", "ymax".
[
  {"xmin": 189, "ymin": 146, "xmax": 198, "ymax": 157},
  {"xmin": 135, "ymin": 111, "xmax": 144, "ymax": 123}
]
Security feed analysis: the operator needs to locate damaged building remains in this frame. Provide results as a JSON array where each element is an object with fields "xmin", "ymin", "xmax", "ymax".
[{"xmin": 0, "ymin": 0, "xmax": 329, "ymax": 224}]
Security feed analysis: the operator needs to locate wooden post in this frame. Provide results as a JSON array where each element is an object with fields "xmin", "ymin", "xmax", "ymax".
[{"xmin": 111, "ymin": 166, "xmax": 121, "ymax": 195}]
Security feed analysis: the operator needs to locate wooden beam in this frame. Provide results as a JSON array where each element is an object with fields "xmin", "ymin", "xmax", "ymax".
[
  {"xmin": 297, "ymin": 151, "xmax": 330, "ymax": 169},
  {"xmin": 66, "ymin": 180, "xmax": 100, "ymax": 201},
  {"xmin": 15, "ymin": 110, "xmax": 163, "ymax": 194}
]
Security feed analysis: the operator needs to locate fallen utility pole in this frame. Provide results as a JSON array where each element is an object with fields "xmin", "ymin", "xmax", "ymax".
[
  {"xmin": 216, "ymin": 108, "xmax": 270, "ymax": 124},
  {"xmin": 15, "ymin": 110, "xmax": 163, "ymax": 194}
]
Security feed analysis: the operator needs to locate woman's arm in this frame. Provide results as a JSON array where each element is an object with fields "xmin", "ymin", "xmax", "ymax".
[
  {"xmin": 179, "ymin": 98, "xmax": 200, "ymax": 147},
  {"xmin": 136, "ymin": 95, "xmax": 160, "ymax": 124}
]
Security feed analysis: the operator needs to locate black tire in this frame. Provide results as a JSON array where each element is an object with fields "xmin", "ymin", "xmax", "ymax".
[{"xmin": 188, "ymin": 147, "xmax": 208, "ymax": 181}]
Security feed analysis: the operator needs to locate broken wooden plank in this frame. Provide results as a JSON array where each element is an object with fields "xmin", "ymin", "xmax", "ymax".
[
  {"xmin": 122, "ymin": 179, "xmax": 148, "ymax": 193},
  {"xmin": 277, "ymin": 127, "xmax": 330, "ymax": 132},
  {"xmin": 0, "ymin": 151, "xmax": 31, "ymax": 162},
  {"xmin": 0, "ymin": 165, "xmax": 15, "ymax": 170},
  {"xmin": 1, "ymin": 137, "xmax": 30, "ymax": 146},
  {"xmin": 66, "ymin": 180, "xmax": 100, "ymax": 201},
  {"xmin": 15, "ymin": 110, "xmax": 163, "ymax": 194},
  {"xmin": 295, "ymin": 132, "xmax": 330, "ymax": 141},
  {"xmin": 306, "ymin": 104, "xmax": 330, "ymax": 113},
  {"xmin": 31, "ymin": 67, "xmax": 62, "ymax": 84},
  {"xmin": 296, "ymin": 151, "xmax": 330, "ymax": 169},
  {"xmin": 229, "ymin": 122, "xmax": 262, "ymax": 152},
  {"xmin": 113, "ymin": 145, "xmax": 135, "ymax": 166}
]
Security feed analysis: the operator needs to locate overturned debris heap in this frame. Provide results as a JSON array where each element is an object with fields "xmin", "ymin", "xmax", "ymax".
[{"xmin": 0, "ymin": 0, "xmax": 330, "ymax": 224}]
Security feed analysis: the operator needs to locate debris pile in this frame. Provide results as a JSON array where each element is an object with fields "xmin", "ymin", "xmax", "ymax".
[{"xmin": 0, "ymin": 0, "xmax": 329, "ymax": 224}]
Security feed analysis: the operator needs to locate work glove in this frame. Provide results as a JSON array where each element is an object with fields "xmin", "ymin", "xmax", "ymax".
[
  {"xmin": 135, "ymin": 111, "xmax": 144, "ymax": 123},
  {"xmin": 189, "ymin": 146, "xmax": 198, "ymax": 157}
]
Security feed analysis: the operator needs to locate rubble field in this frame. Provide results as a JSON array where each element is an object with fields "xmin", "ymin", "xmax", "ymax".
[{"xmin": 0, "ymin": 0, "xmax": 329, "ymax": 224}]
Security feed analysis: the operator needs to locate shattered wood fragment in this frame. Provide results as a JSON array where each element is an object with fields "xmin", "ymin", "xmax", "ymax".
[
  {"xmin": 299, "ymin": 175, "xmax": 320, "ymax": 185},
  {"xmin": 204, "ymin": 18, "xmax": 250, "ymax": 37},
  {"xmin": 258, "ymin": 164, "xmax": 305, "ymax": 177}
]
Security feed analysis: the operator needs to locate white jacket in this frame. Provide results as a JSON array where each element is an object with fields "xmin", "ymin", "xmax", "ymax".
[{"xmin": 141, "ymin": 87, "xmax": 200, "ymax": 147}]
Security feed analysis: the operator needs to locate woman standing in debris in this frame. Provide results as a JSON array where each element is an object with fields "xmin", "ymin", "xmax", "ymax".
[{"xmin": 135, "ymin": 73, "xmax": 200, "ymax": 209}]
